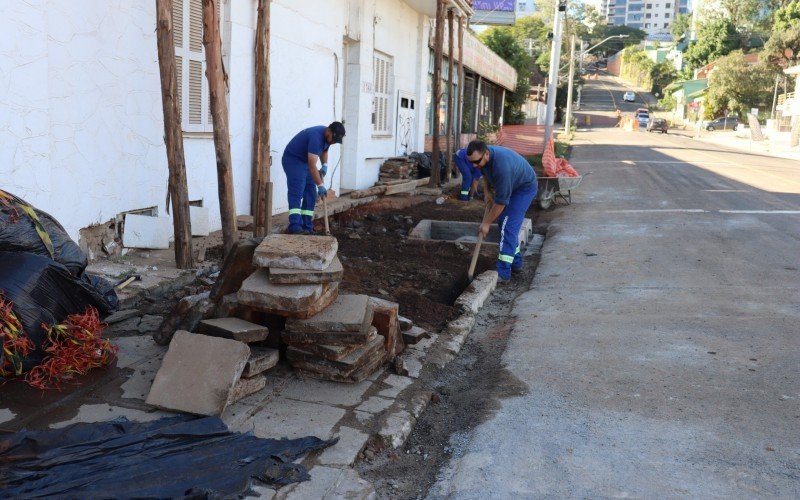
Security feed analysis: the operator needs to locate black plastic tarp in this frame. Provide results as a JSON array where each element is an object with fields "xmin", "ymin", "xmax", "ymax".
[{"xmin": 0, "ymin": 415, "xmax": 337, "ymax": 498}]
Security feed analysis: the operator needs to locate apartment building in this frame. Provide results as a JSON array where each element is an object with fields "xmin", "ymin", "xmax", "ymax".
[{"xmin": 601, "ymin": 0, "xmax": 689, "ymax": 35}]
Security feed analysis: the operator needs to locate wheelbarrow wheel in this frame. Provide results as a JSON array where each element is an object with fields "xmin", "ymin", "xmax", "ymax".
[{"xmin": 539, "ymin": 187, "xmax": 555, "ymax": 209}]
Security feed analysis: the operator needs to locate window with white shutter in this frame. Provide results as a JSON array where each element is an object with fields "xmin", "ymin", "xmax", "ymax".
[
  {"xmin": 172, "ymin": 0, "xmax": 223, "ymax": 133},
  {"xmin": 372, "ymin": 51, "xmax": 393, "ymax": 136}
]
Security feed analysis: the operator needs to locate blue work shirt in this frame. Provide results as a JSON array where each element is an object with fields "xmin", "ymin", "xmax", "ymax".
[
  {"xmin": 481, "ymin": 145, "xmax": 537, "ymax": 205},
  {"xmin": 283, "ymin": 126, "xmax": 329, "ymax": 163},
  {"xmin": 455, "ymin": 149, "xmax": 483, "ymax": 181}
]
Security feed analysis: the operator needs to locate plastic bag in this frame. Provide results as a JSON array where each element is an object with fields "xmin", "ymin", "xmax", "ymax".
[{"xmin": 0, "ymin": 190, "xmax": 88, "ymax": 276}]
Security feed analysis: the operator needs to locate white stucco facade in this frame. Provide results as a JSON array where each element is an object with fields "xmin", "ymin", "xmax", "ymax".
[{"xmin": 1, "ymin": 0, "xmax": 442, "ymax": 242}]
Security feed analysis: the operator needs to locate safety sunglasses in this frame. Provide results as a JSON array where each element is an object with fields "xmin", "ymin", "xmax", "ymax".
[{"xmin": 468, "ymin": 153, "xmax": 485, "ymax": 165}]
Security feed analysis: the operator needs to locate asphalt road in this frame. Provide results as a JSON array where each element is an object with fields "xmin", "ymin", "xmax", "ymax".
[{"xmin": 429, "ymin": 78, "xmax": 800, "ymax": 497}]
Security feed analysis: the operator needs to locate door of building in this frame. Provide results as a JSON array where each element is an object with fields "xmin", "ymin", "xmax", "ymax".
[{"xmin": 395, "ymin": 91, "xmax": 417, "ymax": 156}]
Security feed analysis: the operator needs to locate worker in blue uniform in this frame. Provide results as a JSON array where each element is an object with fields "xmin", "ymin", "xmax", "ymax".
[
  {"xmin": 467, "ymin": 140, "xmax": 537, "ymax": 281},
  {"xmin": 281, "ymin": 122, "xmax": 345, "ymax": 234},
  {"xmin": 454, "ymin": 148, "xmax": 482, "ymax": 201}
]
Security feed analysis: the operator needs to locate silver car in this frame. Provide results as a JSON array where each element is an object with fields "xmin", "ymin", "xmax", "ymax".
[{"xmin": 623, "ymin": 91, "xmax": 636, "ymax": 102}]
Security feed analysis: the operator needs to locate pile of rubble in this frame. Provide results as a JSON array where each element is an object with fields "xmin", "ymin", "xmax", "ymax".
[
  {"xmin": 378, "ymin": 157, "xmax": 417, "ymax": 184},
  {"xmin": 147, "ymin": 234, "xmax": 408, "ymax": 416}
]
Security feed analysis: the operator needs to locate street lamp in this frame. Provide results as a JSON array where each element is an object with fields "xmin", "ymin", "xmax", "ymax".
[{"xmin": 560, "ymin": 34, "xmax": 630, "ymax": 74}]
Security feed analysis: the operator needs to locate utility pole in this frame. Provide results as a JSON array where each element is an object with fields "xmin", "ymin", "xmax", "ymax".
[
  {"xmin": 203, "ymin": 0, "xmax": 237, "ymax": 256},
  {"xmin": 543, "ymin": 1, "xmax": 565, "ymax": 142},
  {"xmin": 564, "ymin": 34, "xmax": 576, "ymax": 134},
  {"xmin": 429, "ymin": 0, "xmax": 445, "ymax": 188},
  {"xmin": 252, "ymin": 0, "xmax": 272, "ymax": 238},
  {"xmin": 155, "ymin": 0, "xmax": 193, "ymax": 269}
]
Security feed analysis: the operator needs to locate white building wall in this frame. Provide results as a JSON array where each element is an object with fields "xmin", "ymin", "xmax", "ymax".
[{"xmin": 1, "ymin": 0, "xmax": 432, "ymax": 241}]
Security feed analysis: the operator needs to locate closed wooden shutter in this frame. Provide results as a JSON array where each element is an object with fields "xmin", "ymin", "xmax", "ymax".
[{"xmin": 373, "ymin": 52, "xmax": 393, "ymax": 135}]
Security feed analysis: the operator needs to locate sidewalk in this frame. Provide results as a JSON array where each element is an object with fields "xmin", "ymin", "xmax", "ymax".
[{"xmin": 690, "ymin": 130, "xmax": 800, "ymax": 162}]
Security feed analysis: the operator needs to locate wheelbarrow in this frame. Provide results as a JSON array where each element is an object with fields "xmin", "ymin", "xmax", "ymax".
[{"xmin": 537, "ymin": 175, "xmax": 583, "ymax": 209}]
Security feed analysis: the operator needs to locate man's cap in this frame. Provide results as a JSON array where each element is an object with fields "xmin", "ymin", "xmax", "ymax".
[{"xmin": 329, "ymin": 121, "xmax": 346, "ymax": 144}]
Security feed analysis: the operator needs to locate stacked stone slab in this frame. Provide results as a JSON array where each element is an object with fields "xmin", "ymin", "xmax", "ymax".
[
  {"xmin": 237, "ymin": 235, "xmax": 342, "ymax": 318},
  {"xmin": 282, "ymin": 294, "xmax": 390, "ymax": 383}
]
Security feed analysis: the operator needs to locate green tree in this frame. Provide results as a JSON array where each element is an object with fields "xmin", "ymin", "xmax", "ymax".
[
  {"xmin": 705, "ymin": 51, "xmax": 776, "ymax": 117},
  {"xmin": 480, "ymin": 29, "xmax": 532, "ymax": 124},
  {"xmin": 773, "ymin": 0, "xmax": 800, "ymax": 30},
  {"xmin": 650, "ymin": 61, "xmax": 678, "ymax": 96},
  {"xmin": 762, "ymin": 1, "xmax": 800, "ymax": 66},
  {"xmin": 684, "ymin": 19, "xmax": 740, "ymax": 71},
  {"xmin": 670, "ymin": 13, "xmax": 692, "ymax": 42}
]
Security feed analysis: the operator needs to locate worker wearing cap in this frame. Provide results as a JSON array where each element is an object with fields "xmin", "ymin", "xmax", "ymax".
[
  {"xmin": 466, "ymin": 140, "xmax": 537, "ymax": 281},
  {"xmin": 282, "ymin": 122, "xmax": 345, "ymax": 234},
  {"xmin": 454, "ymin": 148, "xmax": 483, "ymax": 201}
]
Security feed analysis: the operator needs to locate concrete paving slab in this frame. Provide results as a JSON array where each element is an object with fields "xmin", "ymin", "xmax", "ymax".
[
  {"xmin": 269, "ymin": 256, "xmax": 344, "ymax": 284},
  {"xmin": 354, "ymin": 410, "xmax": 374, "ymax": 426},
  {"xmin": 146, "ymin": 331, "xmax": 250, "ymax": 416},
  {"xmin": 228, "ymin": 375, "xmax": 267, "ymax": 404},
  {"xmin": 402, "ymin": 325, "xmax": 429, "ymax": 345},
  {"xmin": 253, "ymin": 234, "xmax": 338, "ymax": 271},
  {"xmin": 286, "ymin": 294, "xmax": 372, "ymax": 334},
  {"xmin": 281, "ymin": 341, "xmax": 357, "ymax": 361},
  {"xmin": 378, "ymin": 374, "xmax": 414, "ymax": 398},
  {"xmin": 238, "ymin": 397, "xmax": 345, "ymax": 440},
  {"xmin": 317, "ymin": 426, "xmax": 370, "ymax": 466},
  {"xmin": 287, "ymin": 337, "xmax": 385, "ymax": 377},
  {"xmin": 243, "ymin": 348, "xmax": 280, "ymax": 377},
  {"xmin": 378, "ymin": 410, "xmax": 413, "ymax": 449},
  {"xmin": 282, "ymin": 324, "xmax": 376, "ymax": 346},
  {"xmin": 49, "ymin": 404, "xmax": 169, "ymax": 429},
  {"xmin": 113, "ymin": 336, "xmax": 166, "ymax": 369},
  {"xmin": 238, "ymin": 269, "xmax": 328, "ymax": 313},
  {"xmin": 275, "ymin": 465, "xmax": 376, "ymax": 499},
  {"xmin": 120, "ymin": 356, "xmax": 161, "ymax": 400},
  {"xmin": 295, "ymin": 354, "xmax": 385, "ymax": 384},
  {"xmin": 199, "ymin": 317, "xmax": 270, "ymax": 343},
  {"xmin": 279, "ymin": 377, "xmax": 372, "ymax": 406},
  {"xmin": 356, "ymin": 396, "xmax": 394, "ymax": 414}
]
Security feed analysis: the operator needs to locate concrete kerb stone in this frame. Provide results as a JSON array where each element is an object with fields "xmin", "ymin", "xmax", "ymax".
[
  {"xmin": 377, "ymin": 388, "xmax": 433, "ymax": 449},
  {"xmin": 454, "ymin": 270, "xmax": 498, "ymax": 314}
]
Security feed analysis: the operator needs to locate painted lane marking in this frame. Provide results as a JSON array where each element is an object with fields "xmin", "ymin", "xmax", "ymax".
[
  {"xmin": 603, "ymin": 209, "xmax": 800, "ymax": 215},
  {"xmin": 718, "ymin": 210, "xmax": 800, "ymax": 214},
  {"xmin": 704, "ymin": 189, "xmax": 750, "ymax": 192}
]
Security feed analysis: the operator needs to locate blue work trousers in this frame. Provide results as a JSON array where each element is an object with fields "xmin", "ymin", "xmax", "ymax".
[
  {"xmin": 282, "ymin": 156, "xmax": 317, "ymax": 233},
  {"xmin": 457, "ymin": 162, "xmax": 478, "ymax": 200},
  {"xmin": 496, "ymin": 183, "xmax": 537, "ymax": 278}
]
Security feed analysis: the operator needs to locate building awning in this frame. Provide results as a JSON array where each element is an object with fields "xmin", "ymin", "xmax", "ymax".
[
  {"xmin": 687, "ymin": 87, "xmax": 707, "ymax": 99},
  {"xmin": 403, "ymin": 0, "xmax": 473, "ymax": 18},
  {"xmin": 430, "ymin": 29, "xmax": 517, "ymax": 91}
]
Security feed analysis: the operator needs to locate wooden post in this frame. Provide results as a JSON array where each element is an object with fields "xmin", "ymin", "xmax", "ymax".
[
  {"xmin": 155, "ymin": 0, "xmax": 194, "ymax": 269},
  {"xmin": 252, "ymin": 0, "xmax": 272, "ymax": 237},
  {"xmin": 445, "ymin": 9, "xmax": 455, "ymax": 182},
  {"xmin": 429, "ymin": 0, "xmax": 445, "ymax": 188},
  {"xmin": 473, "ymin": 75, "xmax": 482, "ymax": 134},
  {"xmin": 457, "ymin": 15, "xmax": 466, "ymax": 151},
  {"xmin": 202, "ymin": 0, "xmax": 237, "ymax": 255}
]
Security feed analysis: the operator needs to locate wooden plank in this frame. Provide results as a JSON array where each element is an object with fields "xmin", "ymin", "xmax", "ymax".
[
  {"xmin": 251, "ymin": 0, "xmax": 271, "ymax": 237},
  {"xmin": 429, "ymin": 0, "xmax": 445, "ymax": 188}
]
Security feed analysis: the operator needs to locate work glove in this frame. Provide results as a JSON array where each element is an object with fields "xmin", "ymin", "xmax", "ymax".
[
  {"xmin": 317, "ymin": 185, "xmax": 327, "ymax": 199},
  {"xmin": 319, "ymin": 164, "xmax": 328, "ymax": 178}
]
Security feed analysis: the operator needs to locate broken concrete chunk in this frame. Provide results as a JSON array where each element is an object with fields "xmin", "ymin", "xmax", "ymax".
[
  {"xmin": 268, "ymin": 256, "xmax": 344, "ymax": 284},
  {"xmin": 252, "ymin": 234, "xmax": 338, "ymax": 271},
  {"xmin": 398, "ymin": 315, "xmax": 413, "ymax": 332},
  {"xmin": 104, "ymin": 309, "xmax": 141, "ymax": 325},
  {"xmin": 227, "ymin": 375, "xmax": 267, "ymax": 404},
  {"xmin": 199, "ymin": 317, "xmax": 269, "ymax": 343},
  {"xmin": 209, "ymin": 237, "xmax": 261, "ymax": 302},
  {"xmin": 282, "ymin": 325, "xmax": 377, "ymax": 347},
  {"xmin": 146, "ymin": 331, "xmax": 250, "ymax": 416},
  {"xmin": 242, "ymin": 348, "xmax": 280, "ymax": 377},
  {"xmin": 369, "ymin": 297, "xmax": 404, "ymax": 359},
  {"xmin": 402, "ymin": 325, "xmax": 429, "ymax": 345},
  {"xmin": 237, "ymin": 269, "xmax": 328, "ymax": 313},
  {"xmin": 285, "ymin": 294, "xmax": 373, "ymax": 334},
  {"xmin": 153, "ymin": 292, "xmax": 215, "ymax": 346}
]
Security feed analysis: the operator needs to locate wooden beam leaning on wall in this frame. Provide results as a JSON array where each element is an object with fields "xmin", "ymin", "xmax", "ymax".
[
  {"xmin": 252, "ymin": 0, "xmax": 272, "ymax": 237},
  {"xmin": 445, "ymin": 8, "xmax": 455, "ymax": 182},
  {"xmin": 155, "ymin": 0, "xmax": 194, "ymax": 269},
  {"xmin": 457, "ymin": 15, "xmax": 466, "ymax": 154},
  {"xmin": 429, "ymin": 0, "xmax": 445, "ymax": 188},
  {"xmin": 203, "ymin": 0, "xmax": 237, "ymax": 256}
]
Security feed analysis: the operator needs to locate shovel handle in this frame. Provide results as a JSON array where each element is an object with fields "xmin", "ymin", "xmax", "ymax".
[
  {"xmin": 467, "ymin": 232, "xmax": 484, "ymax": 281},
  {"xmin": 322, "ymin": 196, "xmax": 330, "ymax": 236}
]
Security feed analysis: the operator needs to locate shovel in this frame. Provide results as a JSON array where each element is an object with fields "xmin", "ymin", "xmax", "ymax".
[
  {"xmin": 321, "ymin": 196, "xmax": 331, "ymax": 236},
  {"xmin": 466, "ymin": 232, "xmax": 484, "ymax": 282}
]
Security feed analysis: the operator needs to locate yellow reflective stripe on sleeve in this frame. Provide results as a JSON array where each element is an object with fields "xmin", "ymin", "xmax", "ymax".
[{"xmin": 498, "ymin": 254, "xmax": 514, "ymax": 263}]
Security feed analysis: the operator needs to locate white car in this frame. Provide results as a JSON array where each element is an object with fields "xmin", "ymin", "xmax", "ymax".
[{"xmin": 623, "ymin": 91, "xmax": 636, "ymax": 102}]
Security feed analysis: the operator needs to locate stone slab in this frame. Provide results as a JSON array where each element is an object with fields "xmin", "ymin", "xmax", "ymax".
[
  {"xmin": 228, "ymin": 375, "xmax": 267, "ymax": 404},
  {"xmin": 242, "ymin": 348, "xmax": 280, "ymax": 377},
  {"xmin": 295, "ymin": 353, "xmax": 385, "ymax": 384},
  {"xmin": 50, "ymin": 404, "xmax": 168, "ymax": 429},
  {"xmin": 252, "ymin": 234, "xmax": 338, "ymax": 271},
  {"xmin": 275, "ymin": 465, "xmax": 376, "ymax": 499},
  {"xmin": 398, "ymin": 315, "xmax": 413, "ymax": 332},
  {"xmin": 402, "ymin": 325, "xmax": 429, "ymax": 345},
  {"xmin": 280, "ymin": 376, "xmax": 372, "ymax": 406},
  {"xmin": 282, "ymin": 324, "xmax": 377, "ymax": 347},
  {"xmin": 238, "ymin": 269, "xmax": 328, "ymax": 313},
  {"xmin": 146, "ymin": 331, "xmax": 250, "ymax": 416},
  {"xmin": 268, "ymin": 256, "xmax": 344, "ymax": 284},
  {"xmin": 153, "ymin": 292, "xmax": 215, "ymax": 346},
  {"xmin": 199, "ymin": 317, "xmax": 269, "ymax": 343},
  {"xmin": 316, "ymin": 427, "xmax": 370, "ymax": 467},
  {"xmin": 103, "ymin": 309, "xmax": 141, "ymax": 324},
  {"xmin": 285, "ymin": 294, "xmax": 372, "ymax": 334},
  {"xmin": 287, "ymin": 336, "xmax": 384, "ymax": 376},
  {"xmin": 356, "ymin": 396, "xmax": 394, "ymax": 414},
  {"xmin": 280, "ymin": 338, "xmax": 357, "ymax": 361},
  {"xmin": 237, "ymin": 397, "xmax": 345, "ymax": 440},
  {"xmin": 378, "ymin": 374, "xmax": 414, "ymax": 398},
  {"xmin": 210, "ymin": 238, "xmax": 261, "ymax": 302},
  {"xmin": 251, "ymin": 281, "xmax": 340, "ymax": 319},
  {"xmin": 368, "ymin": 297, "xmax": 404, "ymax": 359}
]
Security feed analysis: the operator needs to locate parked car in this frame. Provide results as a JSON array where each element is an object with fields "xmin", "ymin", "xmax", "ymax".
[
  {"xmin": 623, "ymin": 91, "xmax": 636, "ymax": 102},
  {"xmin": 706, "ymin": 116, "xmax": 739, "ymax": 131},
  {"xmin": 635, "ymin": 108, "xmax": 650, "ymax": 127},
  {"xmin": 647, "ymin": 117, "xmax": 668, "ymax": 134}
]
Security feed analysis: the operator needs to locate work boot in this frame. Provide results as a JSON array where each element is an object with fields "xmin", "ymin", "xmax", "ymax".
[
  {"xmin": 512, "ymin": 253, "xmax": 524, "ymax": 273},
  {"xmin": 286, "ymin": 224, "xmax": 304, "ymax": 235},
  {"xmin": 496, "ymin": 262, "xmax": 512, "ymax": 281},
  {"xmin": 458, "ymin": 194, "xmax": 471, "ymax": 201}
]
